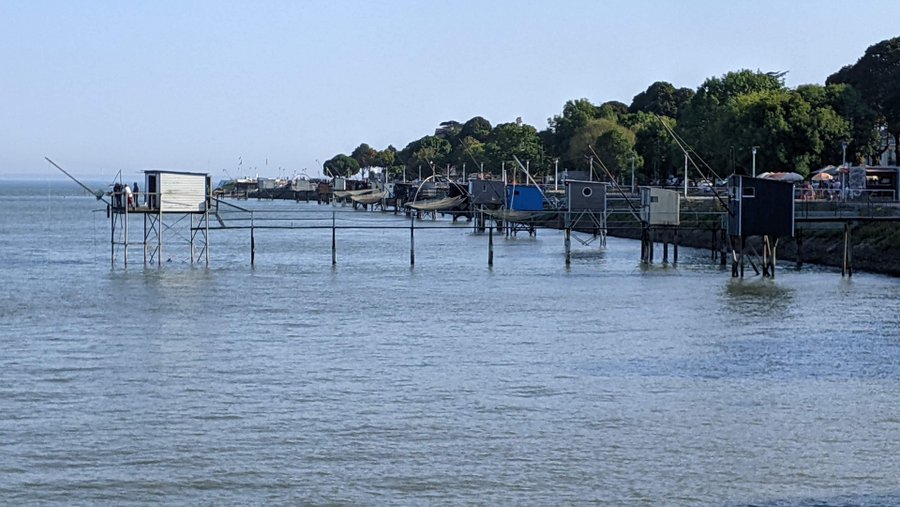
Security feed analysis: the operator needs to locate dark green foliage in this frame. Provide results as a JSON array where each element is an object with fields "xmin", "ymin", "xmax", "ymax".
[
  {"xmin": 460, "ymin": 116, "xmax": 493, "ymax": 143},
  {"xmin": 629, "ymin": 81, "xmax": 694, "ymax": 118},
  {"xmin": 827, "ymin": 36, "xmax": 900, "ymax": 163},
  {"xmin": 487, "ymin": 122, "xmax": 543, "ymax": 173},
  {"xmin": 323, "ymin": 154, "xmax": 360, "ymax": 177},
  {"xmin": 397, "ymin": 135, "xmax": 452, "ymax": 177},
  {"xmin": 320, "ymin": 38, "xmax": 895, "ymax": 184},
  {"xmin": 350, "ymin": 143, "xmax": 379, "ymax": 169}
]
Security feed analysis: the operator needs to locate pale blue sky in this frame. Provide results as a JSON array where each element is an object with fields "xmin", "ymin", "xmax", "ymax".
[{"xmin": 2, "ymin": 0, "xmax": 898, "ymax": 179}]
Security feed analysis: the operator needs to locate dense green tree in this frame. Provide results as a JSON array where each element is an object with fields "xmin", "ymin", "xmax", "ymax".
[
  {"xmin": 629, "ymin": 81, "xmax": 694, "ymax": 118},
  {"xmin": 324, "ymin": 154, "xmax": 360, "ymax": 177},
  {"xmin": 372, "ymin": 145, "xmax": 396, "ymax": 169},
  {"xmin": 827, "ymin": 36, "xmax": 900, "ymax": 163},
  {"xmin": 565, "ymin": 118, "xmax": 619, "ymax": 169},
  {"xmin": 717, "ymin": 89, "xmax": 850, "ymax": 176},
  {"xmin": 630, "ymin": 113, "xmax": 683, "ymax": 183},
  {"xmin": 486, "ymin": 122, "xmax": 543, "ymax": 173},
  {"xmin": 547, "ymin": 98, "xmax": 600, "ymax": 169},
  {"xmin": 460, "ymin": 116, "xmax": 493, "ymax": 143},
  {"xmin": 677, "ymin": 70, "xmax": 789, "ymax": 173},
  {"xmin": 435, "ymin": 120, "xmax": 463, "ymax": 141},
  {"xmin": 598, "ymin": 100, "xmax": 629, "ymax": 120},
  {"xmin": 350, "ymin": 143, "xmax": 379, "ymax": 169},
  {"xmin": 593, "ymin": 126, "xmax": 640, "ymax": 183},
  {"xmin": 797, "ymin": 84, "xmax": 880, "ymax": 163},
  {"xmin": 702, "ymin": 69, "xmax": 786, "ymax": 103},
  {"xmin": 397, "ymin": 135, "xmax": 452, "ymax": 177},
  {"xmin": 448, "ymin": 136, "xmax": 489, "ymax": 174}
]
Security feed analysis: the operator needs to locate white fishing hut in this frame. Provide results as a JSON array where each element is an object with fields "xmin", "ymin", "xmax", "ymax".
[
  {"xmin": 640, "ymin": 187, "xmax": 680, "ymax": 226},
  {"xmin": 109, "ymin": 170, "xmax": 213, "ymax": 267},
  {"xmin": 637, "ymin": 187, "xmax": 681, "ymax": 264},
  {"xmin": 144, "ymin": 170, "xmax": 212, "ymax": 212}
]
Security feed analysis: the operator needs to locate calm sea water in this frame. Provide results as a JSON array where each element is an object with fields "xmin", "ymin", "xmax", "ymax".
[{"xmin": 1, "ymin": 180, "xmax": 898, "ymax": 505}]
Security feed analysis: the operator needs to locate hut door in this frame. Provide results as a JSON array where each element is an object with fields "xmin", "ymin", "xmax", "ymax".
[{"xmin": 147, "ymin": 174, "xmax": 158, "ymax": 209}]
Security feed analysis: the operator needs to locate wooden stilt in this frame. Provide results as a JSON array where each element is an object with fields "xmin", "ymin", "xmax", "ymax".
[
  {"xmin": 251, "ymin": 214, "xmax": 256, "ymax": 267},
  {"xmin": 842, "ymin": 222, "xmax": 853, "ymax": 277},
  {"xmin": 720, "ymin": 228, "xmax": 728, "ymax": 267},
  {"xmin": 673, "ymin": 227, "xmax": 678, "ymax": 264},
  {"xmin": 771, "ymin": 238, "xmax": 778, "ymax": 278},
  {"xmin": 488, "ymin": 220, "xmax": 494, "ymax": 267}
]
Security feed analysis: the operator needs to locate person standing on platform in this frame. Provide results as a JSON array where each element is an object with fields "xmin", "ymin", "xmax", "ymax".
[
  {"xmin": 113, "ymin": 182, "xmax": 122, "ymax": 209},
  {"xmin": 133, "ymin": 181, "xmax": 140, "ymax": 207},
  {"xmin": 124, "ymin": 183, "xmax": 133, "ymax": 209}
]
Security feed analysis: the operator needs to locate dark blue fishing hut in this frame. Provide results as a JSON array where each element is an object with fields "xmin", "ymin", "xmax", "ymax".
[
  {"xmin": 565, "ymin": 180, "xmax": 607, "ymax": 212},
  {"xmin": 727, "ymin": 175, "xmax": 795, "ymax": 238},
  {"xmin": 726, "ymin": 175, "xmax": 795, "ymax": 278},
  {"xmin": 469, "ymin": 179, "xmax": 506, "ymax": 206}
]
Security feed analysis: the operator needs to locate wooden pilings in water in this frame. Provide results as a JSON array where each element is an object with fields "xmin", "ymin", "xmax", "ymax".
[
  {"xmin": 842, "ymin": 221, "xmax": 853, "ymax": 277},
  {"xmin": 760, "ymin": 236, "xmax": 778, "ymax": 278},
  {"xmin": 410, "ymin": 211, "xmax": 415, "ymax": 266},
  {"xmin": 488, "ymin": 220, "xmax": 494, "ymax": 267},
  {"xmin": 730, "ymin": 235, "xmax": 744, "ymax": 278},
  {"xmin": 640, "ymin": 225, "xmax": 679, "ymax": 265},
  {"xmin": 729, "ymin": 235, "xmax": 778, "ymax": 278}
]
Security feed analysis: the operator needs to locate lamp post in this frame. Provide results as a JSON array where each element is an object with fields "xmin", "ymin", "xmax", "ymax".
[
  {"xmin": 554, "ymin": 159, "xmax": 559, "ymax": 192},
  {"xmin": 751, "ymin": 146, "xmax": 759, "ymax": 177},
  {"xmin": 631, "ymin": 155, "xmax": 636, "ymax": 194},
  {"xmin": 841, "ymin": 141, "xmax": 848, "ymax": 202}
]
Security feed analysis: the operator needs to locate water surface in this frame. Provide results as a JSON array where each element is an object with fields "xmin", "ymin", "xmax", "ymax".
[{"xmin": 1, "ymin": 180, "xmax": 898, "ymax": 505}]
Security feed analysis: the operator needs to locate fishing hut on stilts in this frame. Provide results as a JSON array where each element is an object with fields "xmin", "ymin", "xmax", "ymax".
[
  {"xmin": 109, "ymin": 170, "xmax": 213, "ymax": 267},
  {"xmin": 639, "ymin": 187, "xmax": 681, "ymax": 264},
  {"xmin": 726, "ymin": 175, "xmax": 795, "ymax": 278},
  {"xmin": 563, "ymin": 180, "xmax": 607, "ymax": 265},
  {"xmin": 469, "ymin": 179, "xmax": 506, "ymax": 233}
]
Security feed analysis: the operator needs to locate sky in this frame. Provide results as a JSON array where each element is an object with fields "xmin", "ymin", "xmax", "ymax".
[{"xmin": 2, "ymin": 0, "xmax": 899, "ymax": 181}]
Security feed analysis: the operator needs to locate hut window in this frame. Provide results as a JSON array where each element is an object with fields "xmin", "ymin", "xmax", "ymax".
[
  {"xmin": 742, "ymin": 187, "xmax": 755, "ymax": 198},
  {"xmin": 650, "ymin": 196, "xmax": 659, "ymax": 203},
  {"xmin": 582, "ymin": 187, "xmax": 593, "ymax": 197}
]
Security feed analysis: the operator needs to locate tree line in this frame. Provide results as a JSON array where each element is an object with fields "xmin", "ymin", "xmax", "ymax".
[{"xmin": 323, "ymin": 37, "xmax": 900, "ymax": 184}]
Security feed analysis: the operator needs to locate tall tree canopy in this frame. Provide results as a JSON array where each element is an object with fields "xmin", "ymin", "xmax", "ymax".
[
  {"xmin": 320, "ymin": 37, "xmax": 898, "ymax": 182},
  {"xmin": 593, "ymin": 125, "xmax": 639, "ymax": 182},
  {"xmin": 323, "ymin": 154, "xmax": 360, "ymax": 177},
  {"xmin": 827, "ymin": 36, "xmax": 900, "ymax": 163},
  {"xmin": 486, "ymin": 122, "xmax": 543, "ymax": 172},
  {"xmin": 460, "ymin": 116, "xmax": 493, "ymax": 143},
  {"xmin": 629, "ymin": 81, "xmax": 694, "ymax": 118},
  {"xmin": 397, "ymin": 135, "xmax": 452, "ymax": 177},
  {"xmin": 350, "ymin": 143, "xmax": 379, "ymax": 169}
]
